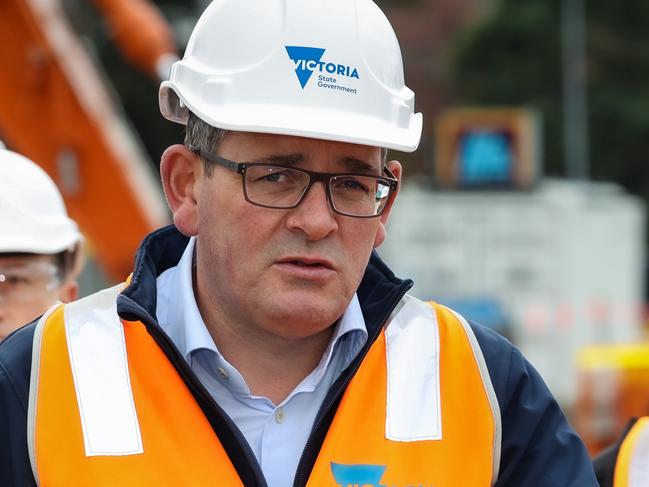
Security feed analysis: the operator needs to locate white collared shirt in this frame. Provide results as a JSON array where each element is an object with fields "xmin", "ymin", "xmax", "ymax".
[{"xmin": 155, "ymin": 237, "xmax": 368, "ymax": 487}]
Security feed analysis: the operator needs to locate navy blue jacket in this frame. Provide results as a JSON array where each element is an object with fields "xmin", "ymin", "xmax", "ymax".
[{"xmin": 0, "ymin": 226, "xmax": 597, "ymax": 486}]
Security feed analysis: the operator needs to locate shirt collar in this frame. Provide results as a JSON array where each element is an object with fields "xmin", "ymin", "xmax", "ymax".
[
  {"xmin": 156, "ymin": 237, "xmax": 218, "ymax": 363},
  {"xmin": 305, "ymin": 293, "xmax": 366, "ymax": 388}
]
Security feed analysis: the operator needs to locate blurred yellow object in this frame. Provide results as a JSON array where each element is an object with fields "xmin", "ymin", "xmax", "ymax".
[
  {"xmin": 574, "ymin": 343, "xmax": 649, "ymax": 457},
  {"xmin": 578, "ymin": 345, "xmax": 649, "ymax": 371}
]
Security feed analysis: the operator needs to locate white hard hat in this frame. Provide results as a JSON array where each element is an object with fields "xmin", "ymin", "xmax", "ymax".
[
  {"xmin": 0, "ymin": 150, "xmax": 82, "ymax": 254},
  {"xmin": 160, "ymin": 0, "xmax": 423, "ymax": 152}
]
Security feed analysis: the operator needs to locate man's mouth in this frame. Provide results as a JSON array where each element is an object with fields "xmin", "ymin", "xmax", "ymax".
[
  {"xmin": 291, "ymin": 260, "xmax": 322, "ymax": 267},
  {"xmin": 278, "ymin": 257, "xmax": 334, "ymax": 270}
]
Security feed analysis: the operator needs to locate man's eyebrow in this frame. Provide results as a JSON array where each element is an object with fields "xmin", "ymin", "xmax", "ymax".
[
  {"xmin": 339, "ymin": 156, "xmax": 378, "ymax": 174},
  {"xmin": 256, "ymin": 154, "xmax": 305, "ymax": 165},
  {"xmin": 253, "ymin": 153, "xmax": 378, "ymax": 173}
]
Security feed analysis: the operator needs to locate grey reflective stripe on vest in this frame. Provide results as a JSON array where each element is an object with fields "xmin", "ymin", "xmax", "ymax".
[
  {"xmin": 27, "ymin": 285, "xmax": 143, "ymax": 464},
  {"xmin": 448, "ymin": 307, "xmax": 502, "ymax": 485},
  {"xmin": 384, "ymin": 295, "xmax": 442, "ymax": 441},
  {"xmin": 27, "ymin": 303, "xmax": 62, "ymax": 486},
  {"xmin": 628, "ymin": 421, "xmax": 649, "ymax": 487}
]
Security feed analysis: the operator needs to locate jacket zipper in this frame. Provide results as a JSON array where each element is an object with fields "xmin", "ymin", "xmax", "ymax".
[{"xmin": 292, "ymin": 282, "xmax": 412, "ymax": 487}]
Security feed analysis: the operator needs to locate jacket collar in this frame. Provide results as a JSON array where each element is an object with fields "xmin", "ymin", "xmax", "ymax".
[{"xmin": 117, "ymin": 225, "xmax": 413, "ymax": 337}]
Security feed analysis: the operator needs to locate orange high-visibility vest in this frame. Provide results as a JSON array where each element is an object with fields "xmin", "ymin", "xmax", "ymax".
[
  {"xmin": 614, "ymin": 417, "xmax": 649, "ymax": 487},
  {"xmin": 28, "ymin": 285, "xmax": 501, "ymax": 486}
]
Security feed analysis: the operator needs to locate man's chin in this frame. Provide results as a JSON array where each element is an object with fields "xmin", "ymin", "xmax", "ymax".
[{"xmin": 262, "ymin": 295, "xmax": 348, "ymax": 334}]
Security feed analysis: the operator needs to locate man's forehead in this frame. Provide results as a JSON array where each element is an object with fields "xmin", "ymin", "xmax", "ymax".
[{"xmin": 219, "ymin": 131, "xmax": 383, "ymax": 170}]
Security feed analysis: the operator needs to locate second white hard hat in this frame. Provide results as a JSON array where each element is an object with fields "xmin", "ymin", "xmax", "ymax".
[
  {"xmin": 0, "ymin": 150, "xmax": 82, "ymax": 254},
  {"xmin": 160, "ymin": 0, "xmax": 423, "ymax": 152}
]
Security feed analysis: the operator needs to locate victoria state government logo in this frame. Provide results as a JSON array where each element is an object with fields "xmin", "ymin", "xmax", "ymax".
[
  {"xmin": 330, "ymin": 462, "xmax": 434, "ymax": 487},
  {"xmin": 285, "ymin": 46, "xmax": 360, "ymax": 95}
]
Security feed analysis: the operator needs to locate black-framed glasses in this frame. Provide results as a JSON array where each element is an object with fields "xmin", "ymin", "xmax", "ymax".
[{"xmin": 189, "ymin": 145, "xmax": 398, "ymax": 218}]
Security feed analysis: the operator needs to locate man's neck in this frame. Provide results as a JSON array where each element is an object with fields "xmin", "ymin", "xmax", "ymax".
[
  {"xmin": 193, "ymin": 269, "xmax": 336, "ymax": 405},
  {"xmin": 205, "ymin": 314, "xmax": 334, "ymax": 405}
]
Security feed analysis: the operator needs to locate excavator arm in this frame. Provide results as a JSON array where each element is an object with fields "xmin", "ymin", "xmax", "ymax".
[{"xmin": 0, "ymin": 0, "xmax": 177, "ymax": 281}]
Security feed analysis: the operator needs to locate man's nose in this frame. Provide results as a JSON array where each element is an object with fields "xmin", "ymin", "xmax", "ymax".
[{"xmin": 286, "ymin": 181, "xmax": 338, "ymax": 241}]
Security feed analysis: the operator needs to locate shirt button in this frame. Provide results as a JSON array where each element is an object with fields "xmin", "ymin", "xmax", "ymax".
[
  {"xmin": 217, "ymin": 367, "xmax": 228, "ymax": 380},
  {"xmin": 275, "ymin": 408, "xmax": 285, "ymax": 424}
]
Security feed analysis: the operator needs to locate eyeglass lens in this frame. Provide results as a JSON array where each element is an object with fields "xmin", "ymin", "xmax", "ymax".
[
  {"xmin": 0, "ymin": 262, "xmax": 60, "ymax": 303},
  {"xmin": 243, "ymin": 166, "xmax": 392, "ymax": 216}
]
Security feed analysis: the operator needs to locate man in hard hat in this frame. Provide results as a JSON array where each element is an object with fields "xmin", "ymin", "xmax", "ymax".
[
  {"xmin": 0, "ymin": 149, "xmax": 84, "ymax": 341},
  {"xmin": 0, "ymin": 1, "xmax": 597, "ymax": 485}
]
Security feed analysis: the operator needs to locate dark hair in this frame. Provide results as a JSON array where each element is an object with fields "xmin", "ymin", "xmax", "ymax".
[
  {"xmin": 54, "ymin": 250, "xmax": 77, "ymax": 282},
  {"xmin": 184, "ymin": 112, "xmax": 229, "ymax": 177}
]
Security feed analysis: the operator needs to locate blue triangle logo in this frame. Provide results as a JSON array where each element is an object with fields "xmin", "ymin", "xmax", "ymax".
[{"xmin": 285, "ymin": 46, "xmax": 326, "ymax": 89}]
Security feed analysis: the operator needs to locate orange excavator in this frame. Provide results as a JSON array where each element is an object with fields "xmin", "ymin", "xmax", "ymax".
[{"xmin": 0, "ymin": 0, "xmax": 178, "ymax": 281}]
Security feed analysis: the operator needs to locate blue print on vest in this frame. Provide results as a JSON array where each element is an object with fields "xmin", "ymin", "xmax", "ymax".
[{"xmin": 330, "ymin": 462, "xmax": 387, "ymax": 487}]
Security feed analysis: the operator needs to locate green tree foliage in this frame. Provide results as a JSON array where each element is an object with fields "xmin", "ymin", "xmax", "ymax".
[{"xmin": 452, "ymin": 0, "xmax": 649, "ymax": 202}]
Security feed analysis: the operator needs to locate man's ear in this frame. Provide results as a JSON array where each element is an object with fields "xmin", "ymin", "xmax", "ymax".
[
  {"xmin": 57, "ymin": 279, "xmax": 79, "ymax": 303},
  {"xmin": 160, "ymin": 144, "xmax": 202, "ymax": 236},
  {"xmin": 373, "ymin": 160, "xmax": 402, "ymax": 248}
]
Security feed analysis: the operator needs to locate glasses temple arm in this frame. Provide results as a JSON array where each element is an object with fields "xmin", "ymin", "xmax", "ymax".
[
  {"xmin": 187, "ymin": 144, "xmax": 243, "ymax": 172},
  {"xmin": 382, "ymin": 165, "xmax": 399, "ymax": 190}
]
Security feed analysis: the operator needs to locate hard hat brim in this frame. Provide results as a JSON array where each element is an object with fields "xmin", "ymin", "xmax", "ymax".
[
  {"xmin": 160, "ymin": 83, "xmax": 422, "ymax": 153},
  {"xmin": 0, "ymin": 223, "xmax": 82, "ymax": 255}
]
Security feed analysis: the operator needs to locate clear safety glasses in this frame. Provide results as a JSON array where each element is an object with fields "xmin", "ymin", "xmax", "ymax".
[
  {"xmin": 0, "ymin": 261, "xmax": 60, "ymax": 303},
  {"xmin": 189, "ymin": 145, "xmax": 398, "ymax": 218}
]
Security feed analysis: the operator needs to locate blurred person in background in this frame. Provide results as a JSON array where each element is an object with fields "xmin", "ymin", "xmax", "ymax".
[
  {"xmin": 0, "ymin": 149, "xmax": 83, "ymax": 341},
  {"xmin": 594, "ymin": 417, "xmax": 649, "ymax": 486},
  {"xmin": 0, "ymin": 1, "xmax": 596, "ymax": 486}
]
